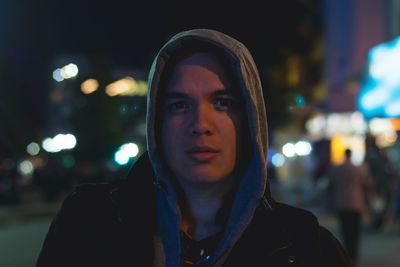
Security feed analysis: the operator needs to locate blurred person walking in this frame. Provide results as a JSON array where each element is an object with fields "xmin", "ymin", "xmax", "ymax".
[
  {"xmin": 328, "ymin": 148, "xmax": 374, "ymax": 264},
  {"xmin": 364, "ymin": 134, "xmax": 397, "ymax": 232}
]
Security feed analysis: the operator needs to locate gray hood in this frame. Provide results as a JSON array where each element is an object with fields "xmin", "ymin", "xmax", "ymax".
[{"xmin": 146, "ymin": 29, "xmax": 271, "ymax": 266}]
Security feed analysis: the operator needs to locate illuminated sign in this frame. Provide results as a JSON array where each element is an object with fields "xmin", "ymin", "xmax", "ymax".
[{"xmin": 358, "ymin": 36, "xmax": 400, "ymax": 118}]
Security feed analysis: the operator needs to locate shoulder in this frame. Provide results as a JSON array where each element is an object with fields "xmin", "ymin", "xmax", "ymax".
[
  {"xmin": 53, "ymin": 182, "xmax": 120, "ymax": 224},
  {"xmin": 272, "ymin": 202, "xmax": 319, "ymax": 228},
  {"xmin": 69, "ymin": 182, "xmax": 115, "ymax": 196},
  {"xmin": 318, "ymin": 226, "xmax": 354, "ymax": 266},
  {"xmin": 270, "ymin": 203, "xmax": 353, "ymax": 266},
  {"xmin": 271, "ymin": 202, "xmax": 320, "ymax": 246},
  {"xmin": 36, "ymin": 183, "xmax": 121, "ymax": 259},
  {"xmin": 62, "ymin": 182, "xmax": 118, "ymax": 206}
]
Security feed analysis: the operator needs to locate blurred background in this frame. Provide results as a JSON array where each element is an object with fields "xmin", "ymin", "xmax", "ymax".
[{"xmin": 1, "ymin": 0, "xmax": 400, "ymax": 266}]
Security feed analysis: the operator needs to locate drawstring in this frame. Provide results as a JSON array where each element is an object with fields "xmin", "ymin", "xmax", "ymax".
[{"xmin": 261, "ymin": 196, "xmax": 272, "ymax": 211}]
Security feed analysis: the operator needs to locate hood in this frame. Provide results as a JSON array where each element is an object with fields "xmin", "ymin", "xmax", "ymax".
[{"xmin": 145, "ymin": 28, "xmax": 272, "ymax": 266}]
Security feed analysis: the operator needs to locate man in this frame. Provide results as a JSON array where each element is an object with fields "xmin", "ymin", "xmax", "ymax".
[
  {"xmin": 328, "ymin": 148, "xmax": 374, "ymax": 264},
  {"xmin": 36, "ymin": 29, "xmax": 352, "ymax": 267}
]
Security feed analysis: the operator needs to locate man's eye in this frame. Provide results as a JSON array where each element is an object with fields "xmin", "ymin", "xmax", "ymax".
[
  {"xmin": 167, "ymin": 101, "xmax": 188, "ymax": 112},
  {"xmin": 215, "ymin": 98, "xmax": 234, "ymax": 110}
]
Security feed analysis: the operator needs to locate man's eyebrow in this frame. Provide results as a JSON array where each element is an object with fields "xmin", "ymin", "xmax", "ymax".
[
  {"xmin": 211, "ymin": 89, "xmax": 238, "ymax": 97},
  {"xmin": 164, "ymin": 92, "xmax": 188, "ymax": 99},
  {"xmin": 163, "ymin": 88, "xmax": 240, "ymax": 100}
]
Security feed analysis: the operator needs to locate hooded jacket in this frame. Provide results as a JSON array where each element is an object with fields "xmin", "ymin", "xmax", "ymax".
[
  {"xmin": 147, "ymin": 28, "xmax": 273, "ymax": 267},
  {"xmin": 36, "ymin": 29, "xmax": 352, "ymax": 267}
]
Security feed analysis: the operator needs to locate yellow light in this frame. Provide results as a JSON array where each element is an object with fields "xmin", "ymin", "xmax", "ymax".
[
  {"xmin": 331, "ymin": 135, "xmax": 347, "ymax": 165},
  {"xmin": 81, "ymin": 79, "xmax": 99, "ymax": 94},
  {"xmin": 331, "ymin": 135, "xmax": 365, "ymax": 165},
  {"xmin": 106, "ymin": 77, "xmax": 135, "ymax": 96},
  {"xmin": 105, "ymin": 77, "xmax": 148, "ymax": 96},
  {"xmin": 135, "ymin": 80, "xmax": 148, "ymax": 96},
  {"xmin": 287, "ymin": 56, "xmax": 299, "ymax": 87},
  {"xmin": 384, "ymin": 132, "xmax": 397, "ymax": 143},
  {"xmin": 376, "ymin": 132, "xmax": 398, "ymax": 148}
]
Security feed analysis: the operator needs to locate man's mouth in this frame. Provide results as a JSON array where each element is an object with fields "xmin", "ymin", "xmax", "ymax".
[{"xmin": 186, "ymin": 146, "xmax": 219, "ymax": 162}]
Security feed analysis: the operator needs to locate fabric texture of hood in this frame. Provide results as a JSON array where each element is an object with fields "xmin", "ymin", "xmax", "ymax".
[{"xmin": 146, "ymin": 28, "xmax": 271, "ymax": 266}]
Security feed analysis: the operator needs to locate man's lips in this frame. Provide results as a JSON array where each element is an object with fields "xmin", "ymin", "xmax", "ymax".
[
  {"xmin": 186, "ymin": 146, "xmax": 219, "ymax": 162},
  {"xmin": 186, "ymin": 146, "xmax": 219, "ymax": 153}
]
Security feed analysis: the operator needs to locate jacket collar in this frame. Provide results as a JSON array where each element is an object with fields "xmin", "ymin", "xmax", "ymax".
[{"xmin": 108, "ymin": 152, "xmax": 157, "ymax": 225}]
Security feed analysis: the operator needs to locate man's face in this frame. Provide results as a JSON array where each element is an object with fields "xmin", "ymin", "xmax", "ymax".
[{"xmin": 161, "ymin": 52, "xmax": 244, "ymax": 187}]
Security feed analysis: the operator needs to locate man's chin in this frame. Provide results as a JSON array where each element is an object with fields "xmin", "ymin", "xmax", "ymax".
[{"xmin": 183, "ymin": 170, "xmax": 231, "ymax": 184}]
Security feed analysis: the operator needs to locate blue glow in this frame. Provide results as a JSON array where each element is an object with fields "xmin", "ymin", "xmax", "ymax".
[
  {"xmin": 271, "ymin": 153, "xmax": 285, "ymax": 167},
  {"xmin": 360, "ymin": 87, "xmax": 389, "ymax": 109},
  {"xmin": 52, "ymin": 68, "xmax": 64, "ymax": 82},
  {"xmin": 295, "ymin": 95, "xmax": 305, "ymax": 107},
  {"xmin": 267, "ymin": 148, "xmax": 276, "ymax": 163},
  {"xmin": 114, "ymin": 150, "xmax": 130, "ymax": 165},
  {"xmin": 385, "ymin": 100, "xmax": 400, "ymax": 117},
  {"xmin": 359, "ymin": 36, "xmax": 400, "ymax": 118},
  {"xmin": 113, "ymin": 142, "xmax": 140, "ymax": 165}
]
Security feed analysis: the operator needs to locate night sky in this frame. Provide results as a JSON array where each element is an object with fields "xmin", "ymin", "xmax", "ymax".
[{"xmin": 0, "ymin": 0, "xmax": 322, "ymax": 158}]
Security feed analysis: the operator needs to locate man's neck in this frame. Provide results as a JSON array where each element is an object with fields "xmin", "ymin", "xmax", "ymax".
[{"xmin": 178, "ymin": 179, "xmax": 235, "ymax": 240}]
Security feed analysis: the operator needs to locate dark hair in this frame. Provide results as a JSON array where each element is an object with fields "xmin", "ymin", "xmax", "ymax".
[{"xmin": 345, "ymin": 148, "xmax": 352, "ymax": 157}]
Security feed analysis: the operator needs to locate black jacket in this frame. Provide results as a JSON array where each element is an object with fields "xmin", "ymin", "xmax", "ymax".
[{"xmin": 36, "ymin": 153, "xmax": 352, "ymax": 267}]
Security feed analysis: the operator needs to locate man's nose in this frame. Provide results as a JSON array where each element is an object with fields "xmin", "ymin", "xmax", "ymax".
[{"xmin": 189, "ymin": 105, "xmax": 214, "ymax": 136}]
